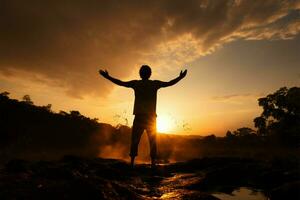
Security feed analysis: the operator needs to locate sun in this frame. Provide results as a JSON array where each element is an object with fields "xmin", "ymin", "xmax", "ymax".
[{"xmin": 157, "ymin": 115, "xmax": 173, "ymax": 133}]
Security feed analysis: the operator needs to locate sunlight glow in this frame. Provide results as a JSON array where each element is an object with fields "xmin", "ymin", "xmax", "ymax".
[{"xmin": 157, "ymin": 115, "xmax": 173, "ymax": 133}]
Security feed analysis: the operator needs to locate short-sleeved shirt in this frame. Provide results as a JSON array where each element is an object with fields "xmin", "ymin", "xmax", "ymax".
[{"xmin": 128, "ymin": 80, "xmax": 163, "ymax": 115}]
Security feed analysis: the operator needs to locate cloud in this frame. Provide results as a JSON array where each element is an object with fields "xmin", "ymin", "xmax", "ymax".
[
  {"xmin": 0, "ymin": 0, "xmax": 299, "ymax": 98},
  {"xmin": 211, "ymin": 93, "xmax": 264, "ymax": 104},
  {"xmin": 212, "ymin": 93, "xmax": 252, "ymax": 100}
]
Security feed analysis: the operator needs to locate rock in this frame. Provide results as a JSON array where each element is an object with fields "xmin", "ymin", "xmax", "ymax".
[
  {"xmin": 270, "ymin": 181, "xmax": 300, "ymax": 200},
  {"xmin": 0, "ymin": 156, "xmax": 299, "ymax": 199}
]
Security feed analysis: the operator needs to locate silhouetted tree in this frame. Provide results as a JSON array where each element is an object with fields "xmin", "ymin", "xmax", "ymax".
[
  {"xmin": 22, "ymin": 95, "xmax": 33, "ymax": 105},
  {"xmin": 59, "ymin": 110, "xmax": 68, "ymax": 116},
  {"xmin": 203, "ymin": 134, "xmax": 217, "ymax": 143},
  {"xmin": 233, "ymin": 127, "xmax": 256, "ymax": 137},
  {"xmin": 0, "ymin": 91, "xmax": 10, "ymax": 99},
  {"xmin": 226, "ymin": 131, "xmax": 234, "ymax": 138},
  {"xmin": 225, "ymin": 131, "xmax": 236, "ymax": 141},
  {"xmin": 254, "ymin": 117, "xmax": 267, "ymax": 136},
  {"xmin": 254, "ymin": 87, "xmax": 300, "ymax": 147},
  {"xmin": 42, "ymin": 104, "xmax": 52, "ymax": 112}
]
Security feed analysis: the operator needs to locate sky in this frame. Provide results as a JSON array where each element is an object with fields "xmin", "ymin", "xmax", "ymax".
[{"xmin": 0, "ymin": 0, "xmax": 300, "ymax": 135}]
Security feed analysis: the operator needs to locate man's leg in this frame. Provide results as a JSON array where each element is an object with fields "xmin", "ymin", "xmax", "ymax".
[
  {"xmin": 146, "ymin": 116, "xmax": 157, "ymax": 167},
  {"xmin": 129, "ymin": 116, "xmax": 144, "ymax": 167}
]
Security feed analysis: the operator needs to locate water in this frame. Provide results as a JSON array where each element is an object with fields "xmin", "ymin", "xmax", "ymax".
[
  {"xmin": 138, "ymin": 172, "xmax": 270, "ymax": 200},
  {"xmin": 213, "ymin": 187, "xmax": 269, "ymax": 200}
]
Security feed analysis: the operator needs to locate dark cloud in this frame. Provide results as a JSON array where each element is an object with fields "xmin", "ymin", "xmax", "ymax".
[
  {"xmin": 211, "ymin": 93, "xmax": 266, "ymax": 102},
  {"xmin": 212, "ymin": 93, "xmax": 251, "ymax": 100},
  {"xmin": 0, "ymin": 0, "xmax": 299, "ymax": 98}
]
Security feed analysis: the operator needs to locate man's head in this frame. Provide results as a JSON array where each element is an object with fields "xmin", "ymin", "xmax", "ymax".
[{"xmin": 139, "ymin": 65, "xmax": 151, "ymax": 80}]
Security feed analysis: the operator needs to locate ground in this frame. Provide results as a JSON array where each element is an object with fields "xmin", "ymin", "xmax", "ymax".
[{"xmin": 0, "ymin": 156, "xmax": 299, "ymax": 200}]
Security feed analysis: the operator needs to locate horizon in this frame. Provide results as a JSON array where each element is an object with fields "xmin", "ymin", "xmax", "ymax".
[
  {"xmin": 1, "ymin": 1, "xmax": 300, "ymax": 136},
  {"xmin": 0, "ymin": 87, "xmax": 294, "ymax": 137}
]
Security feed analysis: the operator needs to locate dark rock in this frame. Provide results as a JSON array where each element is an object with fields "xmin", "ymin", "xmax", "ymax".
[
  {"xmin": 5, "ymin": 159, "xmax": 29, "ymax": 173},
  {"xmin": 270, "ymin": 181, "xmax": 300, "ymax": 200},
  {"xmin": 0, "ymin": 156, "xmax": 299, "ymax": 199}
]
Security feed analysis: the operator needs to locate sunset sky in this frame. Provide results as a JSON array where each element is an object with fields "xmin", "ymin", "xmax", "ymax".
[{"xmin": 1, "ymin": 0, "xmax": 300, "ymax": 135}]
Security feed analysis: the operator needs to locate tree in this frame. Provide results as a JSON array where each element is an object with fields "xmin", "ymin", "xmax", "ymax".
[
  {"xmin": 254, "ymin": 87, "xmax": 300, "ymax": 146},
  {"xmin": 42, "ymin": 104, "xmax": 52, "ymax": 112},
  {"xmin": 70, "ymin": 110, "xmax": 84, "ymax": 119},
  {"xmin": 59, "ymin": 110, "xmax": 68, "ymax": 116},
  {"xmin": 226, "ymin": 130, "xmax": 235, "ymax": 138},
  {"xmin": 254, "ymin": 117, "xmax": 267, "ymax": 136},
  {"xmin": 233, "ymin": 127, "xmax": 256, "ymax": 137},
  {"xmin": 0, "ymin": 91, "xmax": 9, "ymax": 97},
  {"xmin": 203, "ymin": 134, "xmax": 217, "ymax": 143},
  {"xmin": 22, "ymin": 95, "xmax": 33, "ymax": 105}
]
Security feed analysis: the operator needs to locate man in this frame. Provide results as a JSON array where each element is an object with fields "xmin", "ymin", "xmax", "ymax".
[{"xmin": 99, "ymin": 65, "xmax": 187, "ymax": 167}]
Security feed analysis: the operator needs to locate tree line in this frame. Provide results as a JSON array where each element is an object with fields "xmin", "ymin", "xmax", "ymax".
[{"xmin": 0, "ymin": 86, "xmax": 299, "ymax": 162}]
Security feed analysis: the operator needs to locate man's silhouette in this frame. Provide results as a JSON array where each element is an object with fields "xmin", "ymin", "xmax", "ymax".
[{"xmin": 99, "ymin": 65, "xmax": 187, "ymax": 167}]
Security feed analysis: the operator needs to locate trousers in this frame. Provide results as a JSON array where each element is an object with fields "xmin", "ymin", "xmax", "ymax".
[{"xmin": 129, "ymin": 114, "xmax": 157, "ymax": 159}]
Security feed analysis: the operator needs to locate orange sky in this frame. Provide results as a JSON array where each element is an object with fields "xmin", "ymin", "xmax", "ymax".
[{"xmin": 1, "ymin": 1, "xmax": 300, "ymax": 135}]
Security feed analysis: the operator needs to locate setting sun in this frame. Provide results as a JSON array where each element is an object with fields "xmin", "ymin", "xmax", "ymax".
[{"xmin": 157, "ymin": 115, "xmax": 173, "ymax": 133}]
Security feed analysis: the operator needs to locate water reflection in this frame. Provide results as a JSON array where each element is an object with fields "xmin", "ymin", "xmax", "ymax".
[
  {"xmin": 146, "ymin": 172, "xmax": 269, "ymax": 200},
  {"xmin": 158, "ymin": 173, "xmax": 217, "ymax": 200},
  {"xmin": 213, "ymin": 187, "xmax": 268, "ymax": 200}
]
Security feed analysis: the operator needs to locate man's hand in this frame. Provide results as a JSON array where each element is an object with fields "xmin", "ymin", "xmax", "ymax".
[
  {"xmin": 99, "ymin": 69, "xmax": 110, "ymax": 78},
  {"xmin": 179, "ymin": 69, "xmax": 187, "ymax": 79}
]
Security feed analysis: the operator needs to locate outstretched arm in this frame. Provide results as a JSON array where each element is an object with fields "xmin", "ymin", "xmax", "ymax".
[
  {"xmin": 99, "ymin": 70, "xmax": 134, "ymax": 88},
  {"xmin": 159, "ymin": 69, "xmax": 187, "ymax": 88}
]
